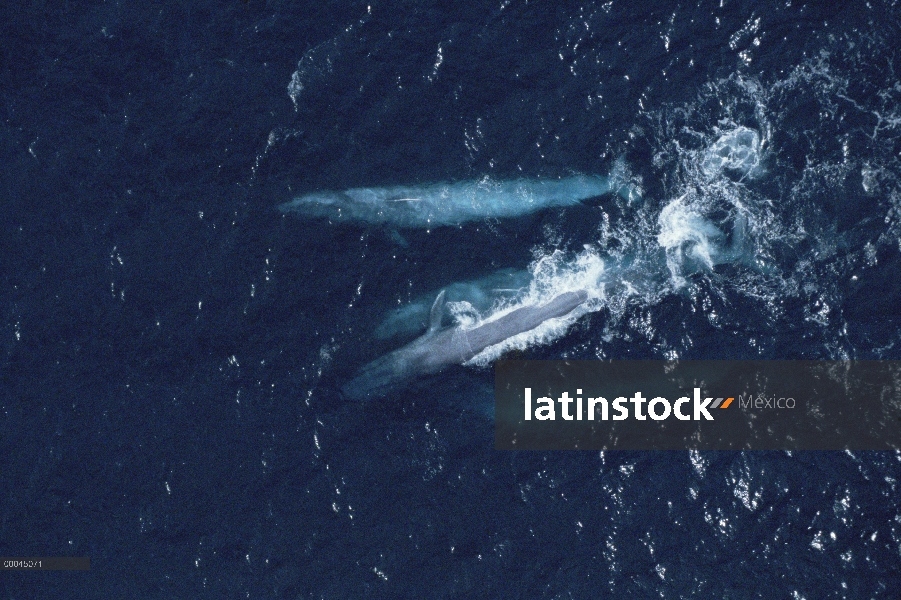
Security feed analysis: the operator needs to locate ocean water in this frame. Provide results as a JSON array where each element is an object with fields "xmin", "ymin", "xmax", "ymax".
[{"xmin": 2, "ymin": 0, "xmax": 901, "ymax": 597}]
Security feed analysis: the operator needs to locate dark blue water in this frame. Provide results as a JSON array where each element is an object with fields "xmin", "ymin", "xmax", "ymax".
[{"xmin": 2, "ymin": 0, "xmax": 901, "ymax": 597}]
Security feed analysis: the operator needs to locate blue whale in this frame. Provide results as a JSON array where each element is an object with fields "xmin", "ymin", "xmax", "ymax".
[
  {"xmin": 342, "ymin": 289, "xmax": 589, "ymax": 400},
  {"xmin": 280, "ymin": 176, "xmax": 631, "ymax": 228}
]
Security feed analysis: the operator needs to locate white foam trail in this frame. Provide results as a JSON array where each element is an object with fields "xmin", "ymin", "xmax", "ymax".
[
  {"xmin": 458, "ymin": 124, "xmax": 771, "ymax": 361},
  {"xmin": 658, "ymin": 194, "xmax": 724, "ymax": 279},
  {"xmin": 700, "ymin": 126, "xmax": 763, "ymax": 180},
  {"xmin": 653, "ymin": 123, "xmax": 769, "ymax": 287}
]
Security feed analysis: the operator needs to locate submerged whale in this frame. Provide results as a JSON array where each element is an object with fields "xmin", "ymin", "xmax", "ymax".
[
  {"xmin": 342, "ymin": 289, "xmax": 589, "ymax": 400},
  {"xmin": 280, "ymin": 176, "xmax": 631, "ymax": 228}
]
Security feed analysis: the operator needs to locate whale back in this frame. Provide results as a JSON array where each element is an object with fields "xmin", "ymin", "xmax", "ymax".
[
  {"xmin": 460, "ymin": 290, "xmax": 589, "ymax": 356},
  {"xmin": 341, "ymin": 290, "xmax": 589, "ymax": 400}
]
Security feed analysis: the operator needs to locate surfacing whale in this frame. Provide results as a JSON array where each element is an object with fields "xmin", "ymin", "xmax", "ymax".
[
  {"xmin": 280, "ymin": 176, "xmax": 628, "ymax": 228},
  {"xmin": 341, "ymin": 289, "xmax": 589, "ymax": 400},
  {"xmin": 374, "ymin": 268, "xmax": 532, "ymax": 340}
]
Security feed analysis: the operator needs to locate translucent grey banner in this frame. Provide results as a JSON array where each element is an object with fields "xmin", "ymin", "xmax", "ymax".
[{"xmin": 495, "ymin": 361, "xmax": 901, "ymax": 450}]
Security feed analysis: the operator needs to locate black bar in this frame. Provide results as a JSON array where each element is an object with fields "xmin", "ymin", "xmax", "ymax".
[{"xmin": 1, "ymin": 557, "xmax": 89, "ymax": 571}]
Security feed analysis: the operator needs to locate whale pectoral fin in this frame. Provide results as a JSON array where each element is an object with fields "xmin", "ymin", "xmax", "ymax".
[
  {"xmin": 387, "ymin": 228, "xmax": 409, "ymax": 248},
  {"xmin": 428, "ymin": 290, "xmax": 446, "ymax": 333}
]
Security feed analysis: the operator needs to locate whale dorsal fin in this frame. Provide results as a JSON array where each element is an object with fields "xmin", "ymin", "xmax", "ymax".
[{"xmin": 428, "ymin": 290, "xmax": 446, "ymax": 333}]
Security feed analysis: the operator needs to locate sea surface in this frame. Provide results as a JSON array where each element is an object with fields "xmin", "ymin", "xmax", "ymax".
[{"xmin": 2, "ymin": 0, "xmax": 901, "ymax": 597}]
